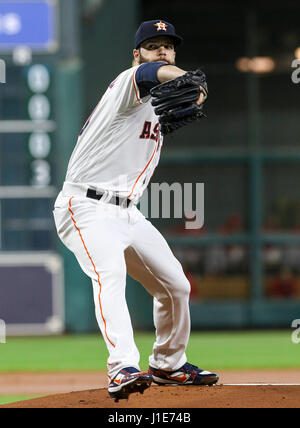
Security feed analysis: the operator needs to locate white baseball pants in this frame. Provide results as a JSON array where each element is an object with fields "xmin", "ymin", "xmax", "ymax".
[{"xmin": 53, "ymin": 184, "xmax": 191, "ymax": 379}]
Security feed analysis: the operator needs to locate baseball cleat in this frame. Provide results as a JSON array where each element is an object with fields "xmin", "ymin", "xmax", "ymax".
[
  {"xmin": 149, "ymin": 362, "xmax": 219, "ymax": 386},
  {"xmin": 108, "ymin": 367, "xmax": 152, "ymax": 402}
]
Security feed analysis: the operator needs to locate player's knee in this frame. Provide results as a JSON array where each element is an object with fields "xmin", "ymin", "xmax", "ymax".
[
  {"xmin": 173, "ymin": 276, "xmax": 191, "ymax": 299},
  {"xmin": 182, "ymin": 277, "xmax": 191, "ymax": 297}
]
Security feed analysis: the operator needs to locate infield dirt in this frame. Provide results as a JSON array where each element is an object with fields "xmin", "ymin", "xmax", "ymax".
[
  {"xmin": 0, "ymin": 370, "xmax": 300, "ymax": 408},
  {"xmin": 1, "ymin": 384, "xmax": 300, "ymax": 408}
]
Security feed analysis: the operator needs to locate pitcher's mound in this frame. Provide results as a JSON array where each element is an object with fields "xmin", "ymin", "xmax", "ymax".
[{"xmin": 2, "ymin": 384, "xmax": 300, "ymax": 408}]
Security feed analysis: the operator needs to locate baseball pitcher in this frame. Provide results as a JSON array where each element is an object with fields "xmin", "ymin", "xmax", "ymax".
[{"xmin": 53, "ymin": 19, "xmax": 218, "ymax": 401}]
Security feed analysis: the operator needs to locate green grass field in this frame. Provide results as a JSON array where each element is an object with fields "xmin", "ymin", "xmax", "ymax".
[
  {"xmin": 0, "ymin": 330, "xmax": 299, "ymax": 405},
  {"xmin": 0, "ymin": 395, "xmax": 43, "ymax": 406},
  {"xmin": 1, "ymin": 330, "xmax": 300, "ymax": 372}
]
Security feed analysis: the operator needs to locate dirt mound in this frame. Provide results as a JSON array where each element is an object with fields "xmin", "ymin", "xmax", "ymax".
[{"xmin": 2, "ymin": 385, "xmax": 300, "ymax": 408}]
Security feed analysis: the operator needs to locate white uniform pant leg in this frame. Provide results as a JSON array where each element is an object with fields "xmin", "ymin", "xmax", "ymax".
[
  {"xmin": 127, "ymin": 209, "xmax": 191, "ymax": 371},
  {"xmin": 53, "ymin": 197, "xmax": 140, "ymax": 379}
]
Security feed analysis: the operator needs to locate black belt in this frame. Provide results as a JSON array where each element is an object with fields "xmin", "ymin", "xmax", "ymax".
[{"xmin": 86, "ymin": 188, "xmax": 131, "ymax": 207}]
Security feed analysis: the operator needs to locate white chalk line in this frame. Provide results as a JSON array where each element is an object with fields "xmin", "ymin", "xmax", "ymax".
[{"xmin": 221, "ymin": 383, "xmax": 300, "ymax": 386}]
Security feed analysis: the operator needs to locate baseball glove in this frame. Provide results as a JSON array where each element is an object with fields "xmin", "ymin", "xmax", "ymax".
[{"xmin": 150, "ymin": 68, "xmax": 208, "ymax": 136}]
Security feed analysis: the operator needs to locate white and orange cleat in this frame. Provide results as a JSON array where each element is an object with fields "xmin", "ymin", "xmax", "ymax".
[
  {"xmin": 108, "ymin": 367, "xmax": 152, "ymax": 402},
  {"xmin": 149, "ymin": 363, "xmax": 219, "ymax": 386}
]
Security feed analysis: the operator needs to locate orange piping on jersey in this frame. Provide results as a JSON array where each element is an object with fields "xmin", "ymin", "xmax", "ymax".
[
  {"xmin": 147, "ymin": 142, "xmax": 162, "ymax": 183},
  {"xmin": 128, "ymin": 142, "xmax": 157, "ymax": 198},
  {"xmin": 132, "ymin": 69, "xmax": 143, "ymax": 105},
  {"xmin": 68, "ymin": 197, "xmax": 115, "ymax": 348}
]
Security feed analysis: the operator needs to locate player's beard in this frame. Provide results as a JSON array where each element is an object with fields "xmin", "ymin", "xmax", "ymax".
[{"xmin": 138, "ymin": 52, "xmax": 176, "ymax": 66}]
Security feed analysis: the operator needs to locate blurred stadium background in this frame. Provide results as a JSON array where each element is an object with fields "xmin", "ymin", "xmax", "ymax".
[{"xmin": 0, "ymin": 0, "xmax": 300, "ymax": 338}]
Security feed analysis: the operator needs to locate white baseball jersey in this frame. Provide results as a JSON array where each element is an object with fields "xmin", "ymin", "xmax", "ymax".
[{"xmin": 65, "ymin": 65, "xmax": 163, "ymax": 204}]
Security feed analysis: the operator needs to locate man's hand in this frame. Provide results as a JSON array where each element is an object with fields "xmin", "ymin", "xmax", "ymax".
[
  {"xmin": 197, "ymin": 86, "xmax": 208, "ymax": 105},
  {"xmin": 197, "ymin": 92, "xmax": 205, "ymax": 105}
]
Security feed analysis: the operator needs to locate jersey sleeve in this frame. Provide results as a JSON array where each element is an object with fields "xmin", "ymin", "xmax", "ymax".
[
  {"xmin": 135, "ymin": 62, "xmax": 167, "ymax": 97},
  {"xmin": 108, "ymin": 66, "xmax": 151, "ymax": 112}
]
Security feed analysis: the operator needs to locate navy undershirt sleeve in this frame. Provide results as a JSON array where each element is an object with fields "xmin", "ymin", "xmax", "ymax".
[{"xmin": 135, "ymin": 62, "xmax": 167, "ymax": 97}]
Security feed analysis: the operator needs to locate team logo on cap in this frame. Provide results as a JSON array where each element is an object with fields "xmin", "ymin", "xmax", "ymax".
[{"xmin": 154, "ymin": 20, "xmax": 168, "ymax": 32}]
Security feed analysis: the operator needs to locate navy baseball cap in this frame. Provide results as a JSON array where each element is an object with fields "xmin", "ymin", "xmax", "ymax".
[{"xmin": 134, "ymin": 20, "xmax": 183, "ymax": 49}]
